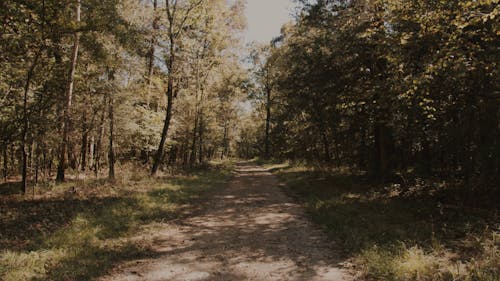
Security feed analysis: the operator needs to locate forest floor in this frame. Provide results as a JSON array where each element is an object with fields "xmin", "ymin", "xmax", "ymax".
[
  {"xmin": 101, "ymin": 162, "xmax": 353, "ymax": 281},
  {"xmin": 1, "ymin": 163, "xmax": 233, "ymax": 281},
  {"xmin": 1, "ymin": 162, "xmax": 353, "ymax": 281},
  {"xmin": 2, "ymin": 161, "xmax": 497, "ymax": 280},
  {"xmin": 268, "ymin": 162, "xmax": 499, "ymax": 281}
]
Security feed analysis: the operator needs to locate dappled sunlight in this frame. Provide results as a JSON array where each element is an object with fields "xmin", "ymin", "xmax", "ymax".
[
  {"xmin": 0, "ymin": 248, "xmax": 66, "ymax": 281},
  {"xmin": 1, "ymin": 0, "xmax": 497, "ymax": 279},
  {"xmin": 277, "ymin": 165, "xmax": 499, "ymax": 280},
  {"xmin": 0, "ymin": 169, "xmax": 231, "ymax": 281},
  {"xmin": 102, "ymin": 163, "xmax": 351, "ymax": 281}
]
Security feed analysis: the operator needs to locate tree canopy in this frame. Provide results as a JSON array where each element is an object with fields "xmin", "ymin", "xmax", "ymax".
[{"xmin": 245, "ymin": 0, "xmax": 499, "ymax": 190}]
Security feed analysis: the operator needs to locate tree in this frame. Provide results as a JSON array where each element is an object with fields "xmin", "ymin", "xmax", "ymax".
[
  {"xmin": 56, "ymin": 0, "xmax": 81, "ymax": 182},
  {"xmin": 246, "ymin": 0, "xmax": 499, "ymax": 188},
  {"xmin": 151, "ymin": 0, "xmax": 206, "ymax": 175},
  {"xmin": 249, "ymin": 45, "xmax": 275, "ymax": 159}
]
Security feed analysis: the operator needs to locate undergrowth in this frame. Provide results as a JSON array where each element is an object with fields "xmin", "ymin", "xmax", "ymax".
[{"xmin": 272, "ymin": 163, "xmax": 499, "ymax": 281}]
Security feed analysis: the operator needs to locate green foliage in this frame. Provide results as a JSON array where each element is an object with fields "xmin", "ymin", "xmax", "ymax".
[
  {"xmin": 0, "ymin": 0, "xmax": 247, "ymax": 184},
  {"xmin": 247, "ymin": 0, "xmax": 499, "ymax": 188}
]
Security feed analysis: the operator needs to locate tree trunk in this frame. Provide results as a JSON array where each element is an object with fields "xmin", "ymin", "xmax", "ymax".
[
  {"xmin": 264, "ymin": 86, "xmax": 271, "ymax": 159},
  {"xmin": 152, "ymin": 82, "xmax": 174, "ymax": 174},
  {"xmin": 21, "ymin": 52, "xmax": 40, "ymax": 194},
  {"xmin": 89, "ymin": 135, "xmax": 94, "ymax": 169},
  {"xmin": 2, "ymin": 144, "xmax": 7, "ymax": 182},
  {"xmin": 42, "ymin": 144, "xmax": 47, "ymax": 181},
  {"xmin": 151, "ymin": 52, "xmax": 175, "ymax": 175},
  {"xmin": 198, "ymin": 113, "xmax": 204, "ymax": 163},
  {"xmin": 151, "ymin": 0, "xmax": 204, "ymax": 173},
  {"xmin": 80, "ymin": 113, "xmax": 88, "ymax": 171},
  {"xmin": 94, "ymin": 96, "xmax": 106, "ymax": 177},
  {"xmin": 189, "ymin": 115, "xmax": 198, "ymax": 167},
  {"xmin": 34, "ymin": 141, "xmax": 39, "ymax": 184},
  {"xmin": 358, "ymin": 125, "xmax": 366, "ymax": 169},
  {"xmin": 316, "ymin": 119, "xmax": 330, "ymax": 163},
  {"xmin": 198, "ymin": 74, "xmax": 203, "ymax": 164},
  {"xmin": 57, "ymin": 0, "xmax": 81, "ymax": 182},
  {"xmin": 221, "ymin": 122, "xmax": 229, "ymax": 159},
  {"xmin": 48, "ymin": 152, "xmax": 53, "ymax": 178},
  {"xmin": 108, "ymin": 87, "xmax": 115, "ymax": 180},
  {"xmin": 374, "ymin": 122, "xmax": 391, "ymax": 180},
  {"xmin": 146, "ymin": 0, "xmax": 158, "ymax": 106},
  {"xmin": 29, "ymin": 140, "xmax": 34, "ymax": 182},
  {"xmin": 68, "ymin": 142, "xmax": 78, "ymax": 170},
  {"xmin": 190, "ymin": 60, "xmax": 200, "ymax": 167},
  {"xmin": 332, "ymin": 126, "xmax": 341, "ymax": 167}
]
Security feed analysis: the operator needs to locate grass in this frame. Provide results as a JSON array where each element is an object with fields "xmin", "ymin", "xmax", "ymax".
[
  {"xmin": 273, "ymin": 163, "xmax": 499, "ymax": 281},
  {"xmin": 0, "ymin": 162, "xmax": 234, "ymax": 281}
]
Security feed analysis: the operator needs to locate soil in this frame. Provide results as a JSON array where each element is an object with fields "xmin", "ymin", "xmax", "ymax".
[{"xmin": 101, "ymin": 163, "xmax": 352, "ymax": 281}]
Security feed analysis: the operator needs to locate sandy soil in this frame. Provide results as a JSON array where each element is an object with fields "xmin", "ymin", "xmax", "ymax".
[{"xmin": 101, "ymin": 163, "xmax": 352, "ymax": 281}]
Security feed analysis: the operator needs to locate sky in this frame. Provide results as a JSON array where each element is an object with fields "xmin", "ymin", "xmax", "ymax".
[{"xmin": 244, "ymin": 0, "xmax": 295, "ymax": 44}]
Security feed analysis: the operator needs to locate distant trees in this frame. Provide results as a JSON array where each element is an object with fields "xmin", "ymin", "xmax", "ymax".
[
  {"xmin": 248, "ymin": 0, "xmax": 499, "ymax": 187},
  {"xmin": 249, "ymin": 45, "xmax": 276, "ymax": 159},
  {"xmin": 151, "ymin": 0, "xmax": 246, "ymax": 174}
]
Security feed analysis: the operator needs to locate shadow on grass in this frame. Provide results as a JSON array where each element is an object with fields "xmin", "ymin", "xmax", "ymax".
[
  {"xmin": 279, "ymin": 170, "xmax": 497, "ymax": 255},
  {"xmin": 0, "ymin": 177, "xmax": 115, "ymax": 197},
  {"xmin": 0, "ymin": 181, "xmax": 22, "ymax": 196},
  {"xmin": 30, "ymin": 243, "xmax": 161, "ymax": 281},
  {"xmin": 0, "ymin": 169, "xmax": 232, "ymax": 281},
  {"xmin": 97, "ymin": 163, "xmax": 351, "ymax": 281}
]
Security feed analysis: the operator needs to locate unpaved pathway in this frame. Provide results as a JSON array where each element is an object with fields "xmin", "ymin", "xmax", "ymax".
[{"xmin": 102, "ymin": 163, "xmax": 352, "ymax": 281}]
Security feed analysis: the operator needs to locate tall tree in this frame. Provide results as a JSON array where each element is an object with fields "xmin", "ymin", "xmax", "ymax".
[
  {"xmin": 56, "ymin": 0, "xmax": 81, "ymax": 182},
  {"xmin": 151, "ymin": 0, "xmax": 205, "ymax": 175},
  {"xmin": 21, "ymin": 52, "xmax": 41, "ymax": 193},
  {"xmin": 249, "ymin": 46, "xmax": 276, "ymax": 159}
]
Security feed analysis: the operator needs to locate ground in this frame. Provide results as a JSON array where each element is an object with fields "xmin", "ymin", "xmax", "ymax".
[
  {"xmin": 2, "ymin": 162, "xmax": 497, "ymax": 280},
  {"xmin": 101, "ymin": 163, "xmax": 352, "ymax": 281}
]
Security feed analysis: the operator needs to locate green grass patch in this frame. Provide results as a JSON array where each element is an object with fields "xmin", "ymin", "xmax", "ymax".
[
  {"xmin": 0, "ymin": 165, "xmax": 233, "ymax": 281},
  {"xmin": 276, "ymin": 165, "xmax": 499, "ymax": 281}
]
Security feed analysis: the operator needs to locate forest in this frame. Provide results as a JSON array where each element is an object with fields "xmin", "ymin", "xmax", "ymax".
[{"xmin": 0, "ymin": 0, "xmax": 498, "ymax": 280}]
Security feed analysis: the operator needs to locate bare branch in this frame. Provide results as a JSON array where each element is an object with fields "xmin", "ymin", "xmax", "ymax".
[{"xmin": 175, "ymin": 0, "xmax": 205, "ymax": 38}]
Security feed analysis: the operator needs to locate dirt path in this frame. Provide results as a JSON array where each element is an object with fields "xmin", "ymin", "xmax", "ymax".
[{"xmin": 102, "ymin": 163, "xmax": 352, "ymax": 281}]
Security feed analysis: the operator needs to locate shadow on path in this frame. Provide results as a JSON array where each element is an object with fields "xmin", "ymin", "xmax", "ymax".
[{"xmin": 102, "ymin": 163, "xmax": 352, "ymax": 281}]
